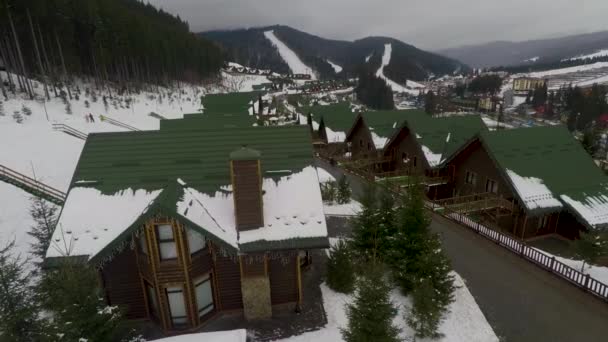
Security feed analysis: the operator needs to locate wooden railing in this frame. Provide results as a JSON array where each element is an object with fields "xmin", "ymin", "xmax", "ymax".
[
  {"xmin": 435, "ymin": 205, "xmax": 608, "ymax": 302},
  {"xmin": 0, "ymin": 164, "xmax": 66, "ymax": 204},
  {"xmin": 51, "ymin": 123, "xmax": 88, "ymax": 140},
  {"xmin": 435, "ymin": 193, "xmax": 514, "ymax": 213},
  {"xmin": 315, "ymin": 155, "xmax": 608, "ymax": 304},
  {"xmin": 99, "ymin": 115, "xmax": 141, "ymax": 131}
]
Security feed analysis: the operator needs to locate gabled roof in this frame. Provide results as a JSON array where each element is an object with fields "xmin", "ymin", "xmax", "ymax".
[
  {"xmin": 348, "ymin": 109, "xmax": 428, "ymax": 149},
  {"xmin": 448, "ymin": 126, "xmax": 608, "ymax": 229},
  {"xmin": 307, "ymin": 102, "xmax": 360, "ymax": 139},
  {"xmin": 159, "ymin": 112, "xmax": 256, "ymax": 131},
  {"xmin": 46, "ymin": 126, "xmax": 329, "ymax": 263}
]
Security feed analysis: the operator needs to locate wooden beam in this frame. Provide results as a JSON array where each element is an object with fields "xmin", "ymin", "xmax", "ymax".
[
  {"xmin": 521, "ymin": 215, "xmax": 528, "ymax": 240},
  {"xmin": 296, "ymin": 254, "xmax": 303, "ymax": 306},
  {"xmin": 145, "ymin": 221, "xmax": 170, "ymax": 332},
  {"xmin": 174, "ymin": 220, "xmax": 197, "ymax": 328}
]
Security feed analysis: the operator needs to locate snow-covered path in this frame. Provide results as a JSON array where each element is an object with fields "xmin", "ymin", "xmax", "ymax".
[
  {"xmin": 375, "ymin": 43, "xmax": 419, "ymax": 94},
  {"xmin": 264, "ymin": 30, "xmax": 316, "ymax": 79}
]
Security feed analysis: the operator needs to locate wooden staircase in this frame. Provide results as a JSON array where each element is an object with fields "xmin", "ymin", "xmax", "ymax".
[
  {"xmin": 52, "ymin": 123, "xmax": 88, "ymax": 140},
  {"xmin": 0, "ymin": 165, "xmax": 66, "ymax": 205}
]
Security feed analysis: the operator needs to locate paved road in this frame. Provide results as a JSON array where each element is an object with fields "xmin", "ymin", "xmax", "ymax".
[{"xmin": 317, "ymin": 159, "xmax": 608, "ymax": 342}]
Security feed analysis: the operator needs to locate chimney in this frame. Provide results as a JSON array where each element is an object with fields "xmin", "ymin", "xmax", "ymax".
[{"xmin": 230, "ymin": 146, "xmax": 264, "ymax": 231}]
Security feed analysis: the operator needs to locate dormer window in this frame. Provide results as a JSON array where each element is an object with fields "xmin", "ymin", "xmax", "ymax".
[{"xmin": 156, "ymin": 224, "xmax": 177, "ymax": 260}]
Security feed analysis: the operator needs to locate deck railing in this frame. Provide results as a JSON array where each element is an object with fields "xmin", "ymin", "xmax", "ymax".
[
  {"xmin": 0, "ymin": 164, "xmax": 66, "ymax": 204},
  {"xmin": 51, "ymin": 123, "xmax": 88, "ymax": 140}
]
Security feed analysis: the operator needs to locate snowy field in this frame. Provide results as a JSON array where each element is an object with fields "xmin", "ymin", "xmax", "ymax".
[
  {"xmin": 275, "ymin": 275, "xmax": 497, "ymax": 342},
  {"xmin": 264, "ymin": 30, "xmax": 317, "ymax": 79}
]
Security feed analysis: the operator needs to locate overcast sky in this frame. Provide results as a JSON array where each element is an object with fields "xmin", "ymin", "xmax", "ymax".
[{"xmin": 148, "ymin": 0, "xmax": 608, "ymax": 50}]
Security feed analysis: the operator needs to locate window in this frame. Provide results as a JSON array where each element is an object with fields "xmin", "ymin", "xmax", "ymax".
[
  {"xmin": 156, "ymin": 224, "xmax": 177, "ymax": 260},
  {"xmin": 465, "ymin": 171, "xmax": 477, "ymax": 185},
  {"xmin": 402, "ymin": 152, "xmax": 408, "ymax": 164},
  {"xmin": 485, "ymin": 178, "xmax": 498, "ymax": 193},
  {"xmin": 194, "ymin": 275, "xmax": 214, "ymax": 318},
  {"xmin": 139, "ymin": 231, "xmax": 148, "ymax": 255},
  {"xmin": 187, "ymin": 227, "xmax": 206, "ymax": 255},
  {"xmin": 413, "ymin": 156, "xmax": 417, "ymax": 167},
  {"xmin": 145, "ymin": 282, "xmax": 159, "ymax": 318},
  {"xmin": 166, "ymin": 286, "xmax": 188, "ymax": 327},
  {"xmin": 538, "ymin": 215, "xmax": 550, "ymax": 229}
]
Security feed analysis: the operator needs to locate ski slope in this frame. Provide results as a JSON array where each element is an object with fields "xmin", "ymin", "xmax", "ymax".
[
  {"xmin": 564, "ymin": 49, "xmax": 608, "ymax": 61},
  {"xmin": 327, "ymin": 60, "xmax": 343, "ymax": 73},
  {"xmin": 375, "ymin": 43, "xmax": 421, "ymax": 95},
  {"xmin": 264, "ymin": 30, "xmax": 317, "ymax": 79}
]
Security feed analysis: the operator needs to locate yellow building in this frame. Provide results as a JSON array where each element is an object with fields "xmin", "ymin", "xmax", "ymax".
[{"xmin": 513, "ymin": 77, "xmax": 546, "ymax": 92}]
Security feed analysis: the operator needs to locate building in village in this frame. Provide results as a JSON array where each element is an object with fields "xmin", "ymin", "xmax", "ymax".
[
  {"xmin": 443, "ymin": 126, "xmax": 608, "ymax": 239},
  {"xmin": 345, "ymin": 110, "xmax": 427, "ymax": 160},
  {"xmin": 381, "ymin": 114, "xmax": 487, "ymax": 199},
  {"xmin": 513, "ymin": 77, "xmax": 547, "ymax": 93},
  {"xmin": 44, "ymin": 123, "xmax": 329, "ymax": 334},
  {"xmin": 306, "ymin": 102, "xmax": 360, "ymax": 147}
]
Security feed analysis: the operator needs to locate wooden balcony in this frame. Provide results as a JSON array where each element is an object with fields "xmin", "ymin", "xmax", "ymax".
[{"xmin": 435, "ymin": 193, "xmax": 514, "ymax": 214}]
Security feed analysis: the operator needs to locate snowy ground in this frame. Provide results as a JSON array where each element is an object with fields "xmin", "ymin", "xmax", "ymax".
[
  {"xmin": 535, "ymin": 248, "xmax": 608, "ymax": 284},
  {"xmin": 275, "ymin": 274, "xmax": 497, "ymax": 342},
  {"xmin": 264, "ymin": 30, "xmax": 316, "ymax": 79},
  {"xmin": 376, "ymin": 44, "xmax": 421, "ymax": 95},
  {"xmin": 563, "ymin": 49, "xmax": 608, "ymax": 62},
  {"xmin": 323, "ymin": 201, "xmax": 363, "ymax": 217}
]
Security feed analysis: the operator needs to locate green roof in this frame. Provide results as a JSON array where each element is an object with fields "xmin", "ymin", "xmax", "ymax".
[
  {"xmin": 202, "ymin": 92, "xmax": 260, "ymax": 115},
  {"xmin": 159, "ymin": 112, "xmax": 255, "ymax": 131},
  {"xmin": 411, "ymin": 115, "xmax": 487, "ymax": 164},
  {"xmin": 73, "ymin": 126, "xmax": 313, "ymax": 194},
  {"xmin": 361, "ymin": 109, "xmax": 428, "ymax": 139},
  {"xmin": 306, "ymin": 102, "xmax": 360, "ymax": 133},
  {"xmin": 230, "ymin": 146, "xmax": 262, "ymax": 160}
]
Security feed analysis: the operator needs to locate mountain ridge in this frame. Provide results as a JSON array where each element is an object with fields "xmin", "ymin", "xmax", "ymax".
[{"xmin": 201, "ymin": 25, "xmax": 468, "ymax": 82}]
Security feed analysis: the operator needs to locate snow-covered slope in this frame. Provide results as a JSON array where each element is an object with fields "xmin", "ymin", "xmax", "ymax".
[
  {"xmin": 375, "ymin": 43, "xmax": 423, "ymax": 95},
  {"xmin": 327, "ymin": 60, "xmax": 343, "ymax": 73},
  {"xmin": 563, "ymin": 49, "xmax": 608, "ymax": 61},
  {"xmin": 264, "ymin": 30, "xmax": 317, "ymax": 79}
]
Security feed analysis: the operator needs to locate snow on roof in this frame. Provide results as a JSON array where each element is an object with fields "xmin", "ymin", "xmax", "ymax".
[
  {"xmin": 316, "ymin": 168, "xmax": 336, "ymax": 183},
  {"xmin": 325, "ymin": 127, "xmax": 346, "ymax": 143},
  {"xmin": 152, "ymin": 329, "xmax": 246, "ymax": 342},
  {"xmin": 561, "ymin": 193, "xmax": 608, "ymax": 228},
  {"xmin": 46, "ymin": 187, "xmax": 162, "ymax": 259},
  {"xmin": 371, "ymin": 131, "xmax": 389, "ymax": 149},
  {"xmin": 421, "ymin": 145, "xmax": 443, "ymax": 167},
  {"xmin": 505, "ymin": 169, "xmax": 563, "ymax": 211},
  {"xmin": 177, "ymin": 167, "xmax": 327, "ymax": 248}
]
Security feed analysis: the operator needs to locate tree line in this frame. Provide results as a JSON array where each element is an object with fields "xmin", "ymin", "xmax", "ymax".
[
  {"xmin": 355, "ymin": 66, "xmax": 394, "ymax": 110},
  {"xmin": 0, "ymin": 0, "xmax": 223, "ymax": 100}
]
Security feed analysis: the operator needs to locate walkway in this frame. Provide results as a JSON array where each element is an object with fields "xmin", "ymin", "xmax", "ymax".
[{"xmin": 316, "ymin": 158, "xmax": 608, "ymax": 342}]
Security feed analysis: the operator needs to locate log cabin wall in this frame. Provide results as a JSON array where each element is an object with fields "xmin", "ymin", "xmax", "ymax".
[
  {"xmin": 269, "ymin": 254, "xmax": 298, "ymax": 305},
  {"xmin": 448, "ymin": 140, "xmax": 511, "ymax": 198},
  {"xmin": 387, "ymin": 127, "xmax": 428, "ymax": 175},
  {"xmin": 348, "ymin": 120, "xmax": 376, "ymax": 159},
  {"xmin": 215, "ymin": 253, "xmax": 244, "ymax": 310},
  {"xmin": 100, "ymin": 247, "xmax": 147, "ymax": 319}
]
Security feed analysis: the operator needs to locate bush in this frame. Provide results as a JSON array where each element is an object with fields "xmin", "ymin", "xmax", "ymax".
[
  {"xmin": 21, "ymin": 104, "xmax": 32, "ymax": 116},
  {"xmin": 321, "ymin": 181, "xmax": 338, "ymax": 203},
  {"xmin": 336, "ymin": 175, "xmax": 352, "ymax": 204},
  {"xmin": 326, "ymin": 240, "xmax": 355, "ymax": 293}
]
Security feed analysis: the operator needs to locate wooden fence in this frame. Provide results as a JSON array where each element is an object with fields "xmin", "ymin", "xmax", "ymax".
[
  {"xmin": 315, "ymin": 155, "xmax": 608, "ymax": 303},
  {"xmin": 436, "ymin": 205, "xmax": 608, "ymax": 302}
]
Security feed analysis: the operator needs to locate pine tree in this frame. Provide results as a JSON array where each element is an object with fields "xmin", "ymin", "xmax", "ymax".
[
  {"xmin": 321, "ymin": 181, "xmax": 338, "ymax": 203},
  {"xmin": 12, "ymin": 110, "xmax": 23, "ymax": 123},
  {"xmin": 571, "ymin": 231, "xmax": 608, "ymax": 272},
  {"xmin": 0, "ymin": 241, "xmax": 45, "ymax": 341},
  {"xmin": 21, "ymin": 104, "xmax": 32, "ymax": 116},
  {"xmin": 38, "ymin": 259, "xmax": 136, "ymax": 342},
  {"xmin": 341, "ymin": 266, "xmax": 400, "ymax": 342},
  {"xmin": 337, "ymin": 175, "xmax": 352, "ymax": 204},
  {"xmin": 350, "ymin": 186, "xmax": 380, "ymax": 261},
  {"xmin": 425, "ymin": 91, "xmax": 436, "ymax": 116},
  {"xmin": 27, "ymin": 197, "xmax": 58, "ymax": 266},
  {"xmin": 0, "ymin": 100, "xmax": 4, "ymax": 116},
  {"xmin": 407, "ymin": 278, "xmax": 443, "ymax": 339},
  {"xmin": 326, "ymin": 240, "xmax": 355, "ymax": 294}
]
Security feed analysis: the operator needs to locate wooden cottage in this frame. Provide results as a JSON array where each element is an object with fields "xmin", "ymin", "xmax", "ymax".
[
  {"xmin": 443, "ymin": 126, "xmax": 608, "ymax": 239},
  {"xmin": 345, "ymin": 110, "xmax": 427, "ymax": 161},
  {"xmin": 381, "ymin": 114, "xmax": 486, "ymax": 198},
  {"xmin": 45, "ymin": 125, "xmax": 329, "ymax": 334},
  {"xmin": 307, "ymin": 102, "xmax": 359, "ymax": 145}
]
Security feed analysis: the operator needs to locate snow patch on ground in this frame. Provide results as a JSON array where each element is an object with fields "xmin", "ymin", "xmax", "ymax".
[
  {"xmin": 323, "ymin": 201, "xmax": 363, "ymax": 217},
  {"xmin": 482, "ymin": 116, "xmax": 515, "ymax": 130},
  {"xmin": 221, "ymin": 71, "xmax": 271, "ymax": 92},
  {"xmin": 153, "ymin": 329, "xmax": 246, "ymax": 342},
  {"xmin": 524, "ymin": 56, "xmax": 540, "ymax": 63},
  {"xmin": 327, "ymin": 60, "xmax": 343, "ymax": 73},
  {"xmin": 506, "ymin": 169, "xmax": 563, "ymax": 211},
  {"xmin": 317, "ymin": 168, "xmax": 336, "ymax": 183},
  {"xmin": 535, "ymin": 248, "xmax": 608, "ymax": 284},
  {"xmin": 0, "ymin": 183, "xmax": 38, "ymax": 264},
  {"xmin": 563, "ymin": 49, "xmax": 608, "ymax": 62},
  {"xmin": 264, "ymin": 30, "xmax": 316, "ymax": 79},
  {"xmin": 275, "ymin": 273, "xmax": 498, "ymax": 342}
]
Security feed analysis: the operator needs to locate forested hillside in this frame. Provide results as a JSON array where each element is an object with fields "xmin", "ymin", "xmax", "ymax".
[
  {"xmin": 0, "ymin": 0, "xmax": 223, "ymax": 100},
  {"xmin": 202, "ymin": 25, "xmax": 467, "ymax": 81}
]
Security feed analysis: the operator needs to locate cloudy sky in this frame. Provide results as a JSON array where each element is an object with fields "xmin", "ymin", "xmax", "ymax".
[{"xmin": 148, "ymin": 0, "xmax": 608, "ymax": 50}]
